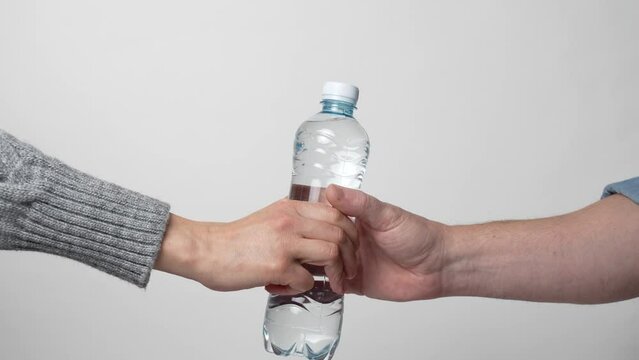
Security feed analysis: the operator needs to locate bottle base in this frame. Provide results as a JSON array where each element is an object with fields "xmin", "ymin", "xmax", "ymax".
[
  {"xmin": 264, "ymin": 324, "xmax": 340, "ymax": 360},
  {"xmin": 262, "ymin": 289, "xmax": 343, "ymax": 360}
]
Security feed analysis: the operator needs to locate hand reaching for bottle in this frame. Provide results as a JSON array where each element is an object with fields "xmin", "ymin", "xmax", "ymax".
[
  {"xmin": 326, "ymin": 185, "xmax": 448, "ymax": 301},
  {"xmin": 154, "ymin": 199, "xmax": 358, "ymax": 295},
  {"xmin": 326, "ymin": 183, "xmax": 639, "ymax": 304}
]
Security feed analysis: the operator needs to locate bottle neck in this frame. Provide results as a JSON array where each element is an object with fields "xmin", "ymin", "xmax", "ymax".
[{"xmin": 320, "ymin": 99, "xmax": 356, "ymax": 118}]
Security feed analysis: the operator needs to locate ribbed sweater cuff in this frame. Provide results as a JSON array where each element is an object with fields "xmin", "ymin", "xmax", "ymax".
[{"xmin": 13, "ymin": 161, "xmax": 170, "ymax": 288}]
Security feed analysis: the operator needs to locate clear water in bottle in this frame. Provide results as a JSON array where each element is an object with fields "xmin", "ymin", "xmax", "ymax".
[{"xmin": 263, "ymin": 82, "xmax": 370, "ymax": 360}]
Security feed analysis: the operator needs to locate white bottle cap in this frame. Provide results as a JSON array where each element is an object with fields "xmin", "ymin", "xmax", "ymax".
[{"xmin": 321, "ymin": 81, "xmax": 359, "ymax": 105}]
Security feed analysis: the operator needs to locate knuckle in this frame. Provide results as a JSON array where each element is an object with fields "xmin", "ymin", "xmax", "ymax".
[
  {"xmin": 333, "ymin": 227, "xmax": 346, "ymax": 244},
  {"xmin": 268, "ymin": 257, "xmax": 289, "ymax": 276},
  {"xmin": 275, "ymin": 198, "xmax": 293, "ymax": 211},
  {"xmin": 273, "ymin": 214, "xmax": 295, "ymax": 232},
  {"xmin": 325, "ymin": 243, "xmax": 339, "ymax": 261}
]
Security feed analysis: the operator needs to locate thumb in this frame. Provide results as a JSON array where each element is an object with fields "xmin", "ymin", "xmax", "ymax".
[{"xmin": 326, "ymin": 184, "xmax": 390, "ymax": 226}]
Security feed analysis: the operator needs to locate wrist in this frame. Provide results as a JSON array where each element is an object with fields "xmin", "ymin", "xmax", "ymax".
[
  {"xmin": 440, "ymin": 224, "xmax": 477, "ymax": 298},
  {"xmin": 411, "ymin": 217, "xmax": 459, "ymax": 300},
  {"xmin": 154, "ymin": 214, "xmax": 202, "ymax": 280}
]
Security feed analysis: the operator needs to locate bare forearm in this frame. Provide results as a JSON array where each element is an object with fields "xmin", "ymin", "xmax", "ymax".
[
  {"xmin": 442, "ymin": 195, "xmax": 639, "ymax": 303},
  {"xmin": 154, "ymin": 214, "xmax": 202, "ymax": 281}
]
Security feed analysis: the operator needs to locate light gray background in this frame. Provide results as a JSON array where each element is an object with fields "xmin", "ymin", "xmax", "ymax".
[{"xmin": 1, "ymin": 0, "xmax": 638, "ymax": 359}]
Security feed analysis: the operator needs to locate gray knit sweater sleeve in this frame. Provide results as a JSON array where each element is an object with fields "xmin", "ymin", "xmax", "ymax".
[{"xmin": 0, "ymin": 129, "xmax": 170, "ymax": 287}]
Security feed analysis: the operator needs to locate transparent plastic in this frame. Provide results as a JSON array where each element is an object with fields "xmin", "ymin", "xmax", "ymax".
[{"xmin": 263, "ymin": 98, "xmax": 369, "ymax": 360}]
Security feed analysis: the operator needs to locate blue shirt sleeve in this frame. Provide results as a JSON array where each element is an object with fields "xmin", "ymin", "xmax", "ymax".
[{"xmin": 602, "ymin": 177, "xmax": 639, "ymax": 205}]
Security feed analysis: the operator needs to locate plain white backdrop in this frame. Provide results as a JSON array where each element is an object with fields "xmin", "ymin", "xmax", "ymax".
[{"xmin": 1, "ymin": 1, "xmax": 638, "ymax": 359}]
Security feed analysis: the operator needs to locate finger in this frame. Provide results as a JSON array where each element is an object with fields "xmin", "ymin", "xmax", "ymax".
[
  {"xmin": 342, "ymin": 254, "xmax": 363, "ymax": 296},
  {"xmin": 265, "ymin": 284, "xmax": 297, "ymax": 296},
  {"xmin": 281, "ymin": 264, "xmax": 315, "ymax": 294},
  {"xmin": 266, "ymin": 266, "xmax": 345, "ymax": 296},
  {"xmin": 324, "ymin": 261, "xmax": 344, "ymax": 294},
  {"xmin": 342, "ymin": 277, "xmax": 363, "ymax": 296},
  {"xmin": 294, "ymin": 201, "xmax": 358, "ymax": 247},
  {"xmin": 265, "ymin": 284, "xmax": 308, "ymax": 296},
  {"xmin": 292, "ymin": 239, "xmax": 346, "ymax": 286},
  {"xmin": 326, "ymin": 184, "xmax": 400, "ymax": 230},
  {"xmin": 297, "ymin": 220, "xmax": 358, "ymax": 279}
]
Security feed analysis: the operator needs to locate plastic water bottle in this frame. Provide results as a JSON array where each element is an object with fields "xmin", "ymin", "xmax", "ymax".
[{"xmin": 262, "ymin": 82, "xmax": 370, "ymax": 360}]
